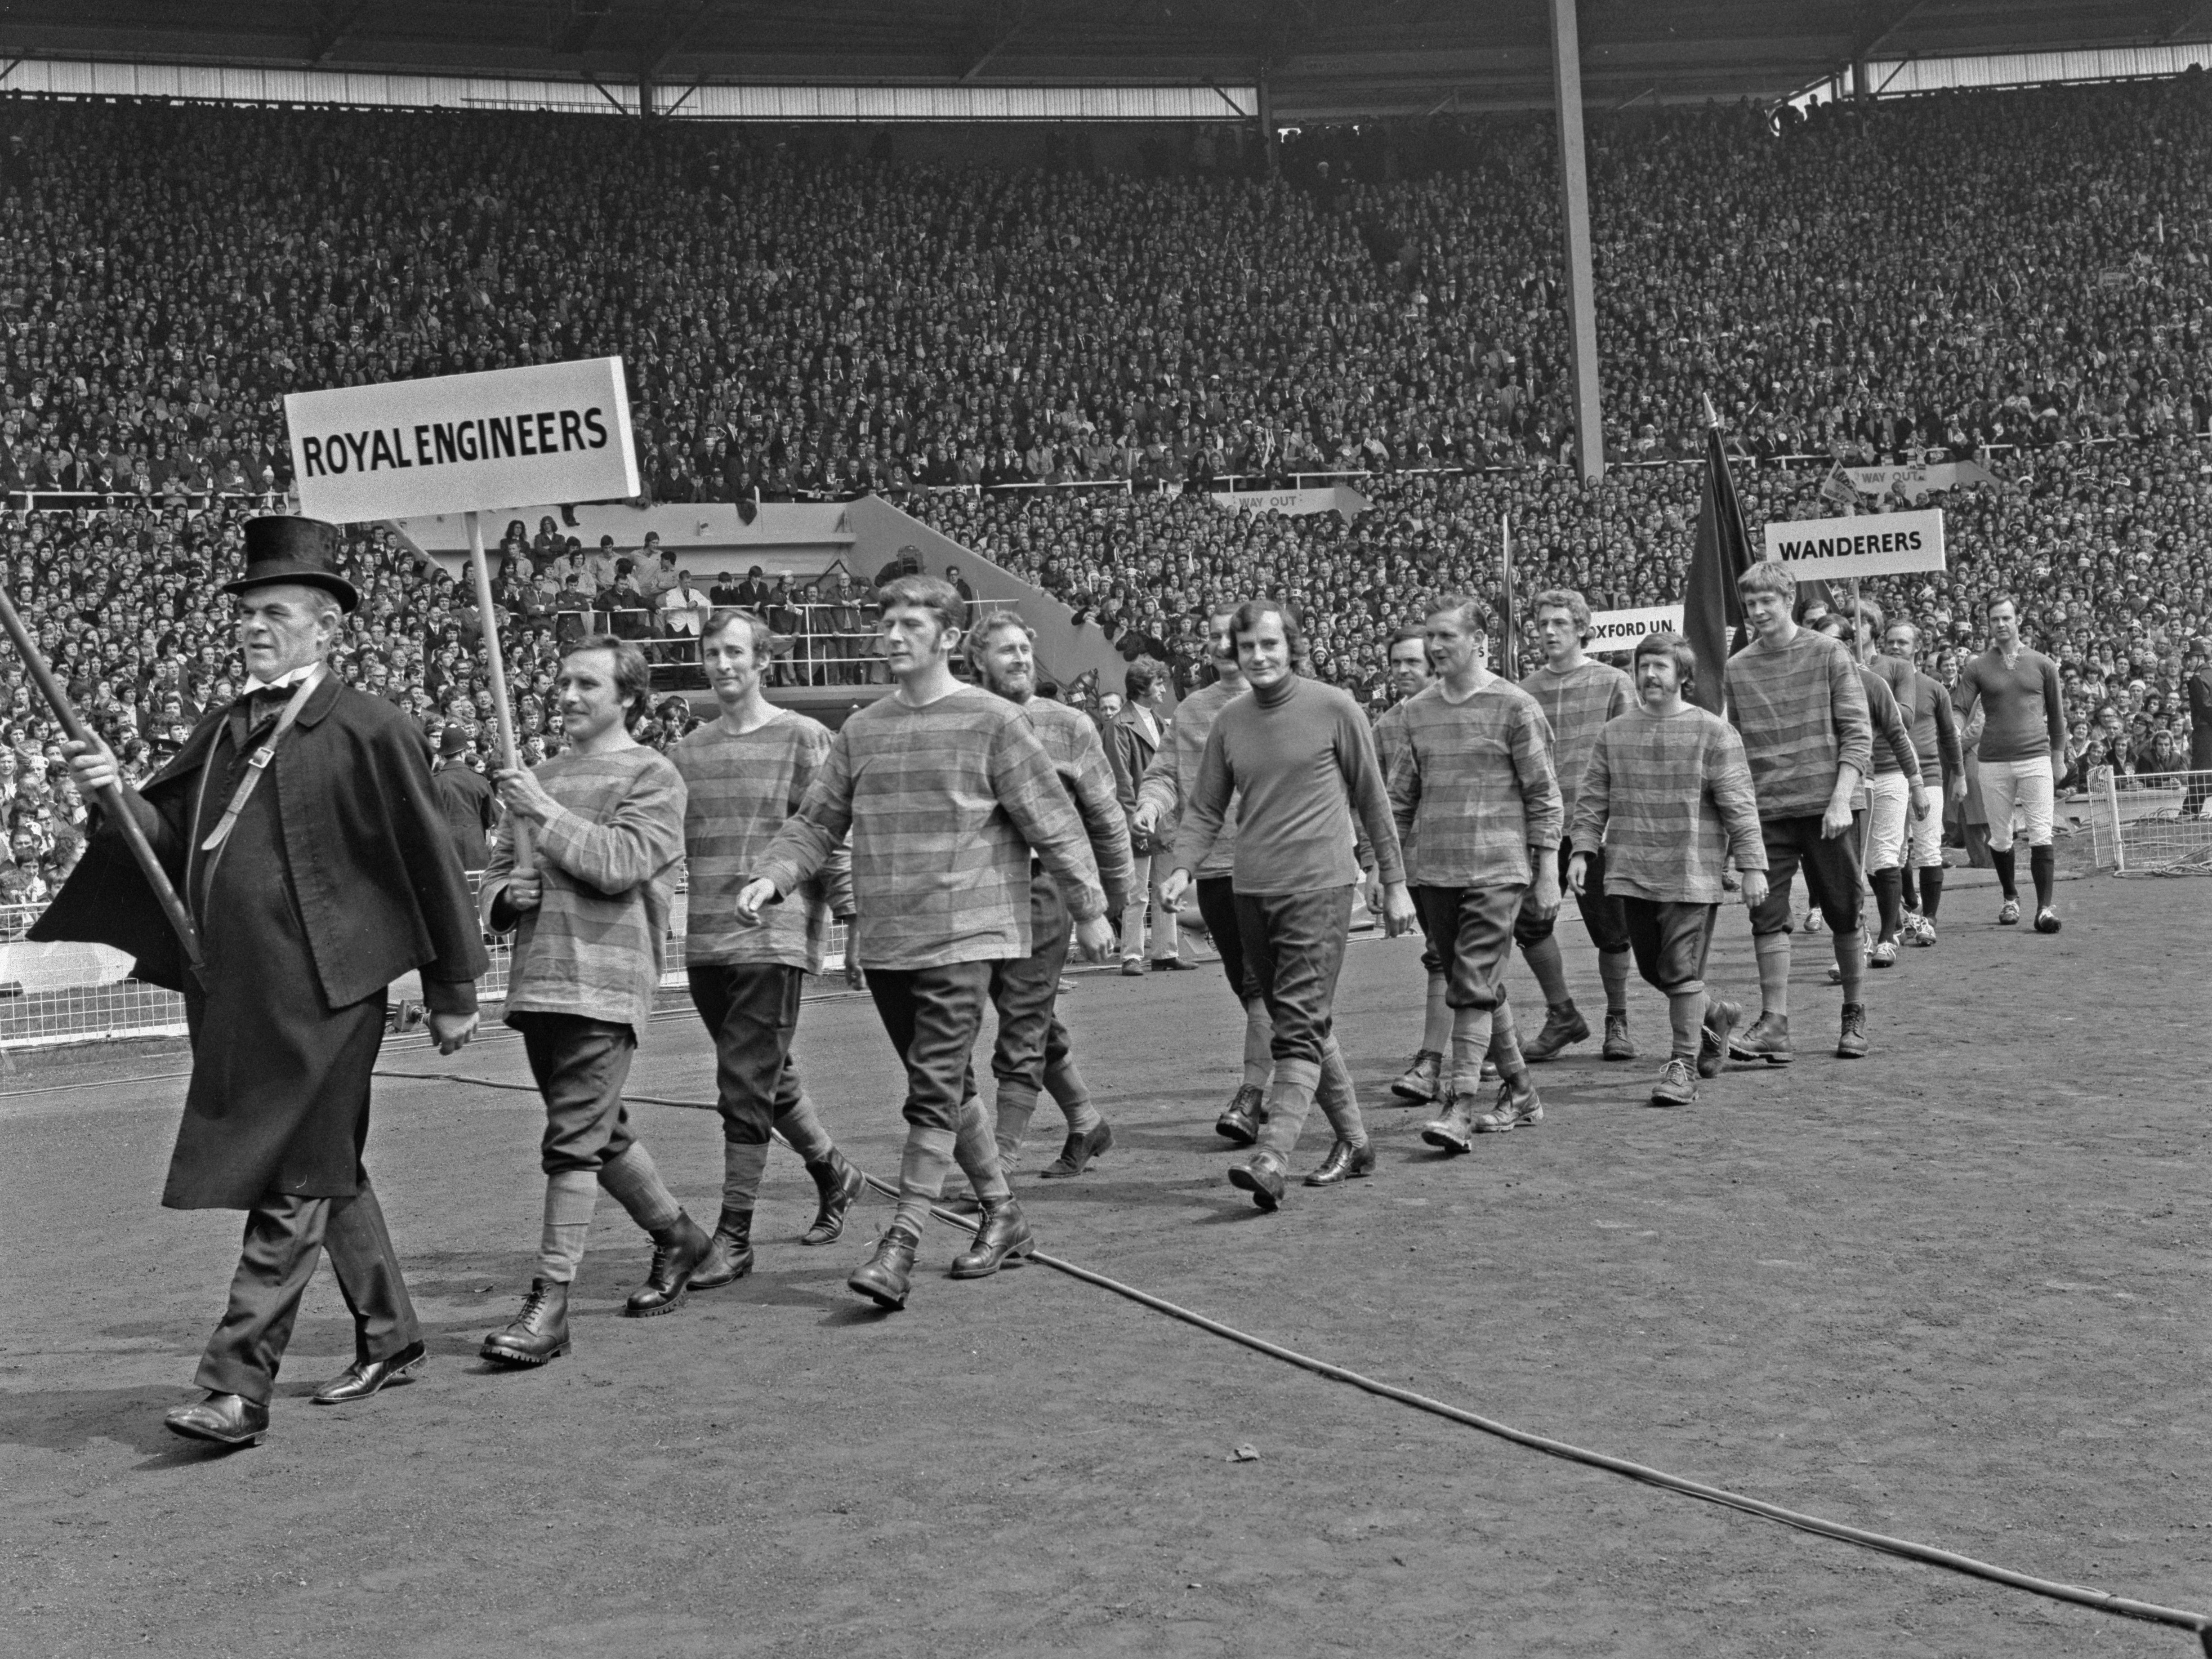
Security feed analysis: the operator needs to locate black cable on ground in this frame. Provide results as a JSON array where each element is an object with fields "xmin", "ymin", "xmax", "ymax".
[{"xmin": 378, "ymin": 1066, "xmax": 2212, "ymax": 1651}]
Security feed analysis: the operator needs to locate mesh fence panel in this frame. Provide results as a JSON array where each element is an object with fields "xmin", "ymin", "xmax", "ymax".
[{"xmin": 2092, "ymin": 769, "xmax": 2212, "ymax": 874}]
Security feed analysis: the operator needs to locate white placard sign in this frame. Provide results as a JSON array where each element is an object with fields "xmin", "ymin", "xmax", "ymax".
[
  {"xmin": 285, "ymin": 357, "xmax": 639, "ymax": 523},
  {"xmin": 1763, "ymin": 508, "xmax": 1946, "ymax": 580},
  {"xmin": 1583, "ymin": 605, "xmax": 1685, "ymax": 647}
]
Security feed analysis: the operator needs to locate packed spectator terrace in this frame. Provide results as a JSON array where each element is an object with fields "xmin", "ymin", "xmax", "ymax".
[{"xmin": 0, "ymin": 75, "xmax": 2207, "ymax": 904}]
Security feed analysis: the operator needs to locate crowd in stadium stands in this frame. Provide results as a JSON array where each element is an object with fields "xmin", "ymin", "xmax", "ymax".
[{"xmin": 0, "ymin": 76, "xmax": 2208, "ymax": 910}]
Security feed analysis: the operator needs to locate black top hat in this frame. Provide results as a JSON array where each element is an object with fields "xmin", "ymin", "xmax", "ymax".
[{"xmin": 223, "ymin": 516, "xmax": 359, "ymax": 612}]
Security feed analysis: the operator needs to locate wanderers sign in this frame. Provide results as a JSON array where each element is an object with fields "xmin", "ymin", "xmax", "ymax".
[{"xmin": 1763, "ymin": 508, "xmax": 1945, "ymax": 580}]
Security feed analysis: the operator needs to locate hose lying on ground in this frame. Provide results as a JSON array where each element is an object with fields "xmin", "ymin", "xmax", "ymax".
[{"xmin": 376, "ymin": 1066, "xmax": 2212, "ymax": 1655}]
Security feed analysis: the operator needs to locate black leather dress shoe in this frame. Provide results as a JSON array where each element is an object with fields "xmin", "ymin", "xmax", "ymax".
[
  {"xmin": 311, "ymin": 1340, "xmax": 427, "ymax": 1404},
  {"xmin": 624, "ymin": 1212, "xmax": 712, "ymax": 1316},
  {"xmin": 1227, "ymin": 1151, "xmax": 1288, "ymax": 1212},
  {"xmin": 1038, "ymin": 1119, "xmax": 1112, "ymax": 1178},
  {"xmin": 848, "ymin": 1226, "xmax": 919, "ymax": 1310},
  {"xmin": 801, "ymin": 1151, "xmax": 866, "ymax": 1246},
  {"xmin": 482, "ymin": 1279, "xmax": 571, "ymax": 1366},
  {"xmin": 1303, "ymin": 1140, "xmax": 1377, "ymax": 1186},
  {"xmin": 949, "ymin": 1197, "xmax": 1035, "ymax": 1278},
  {"xmin": 164, "ymin": 1392, "xmax": 269, "ymax": 1447},
  {"xmin": 688, "ymin": 1208, "xmax": 755, "ymax": 1291}
]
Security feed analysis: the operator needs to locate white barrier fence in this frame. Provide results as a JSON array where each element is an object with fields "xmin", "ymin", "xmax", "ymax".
[
  {"xmin": 2079, "ymin": 769, "xmax": 2212, "ymax": 875},
  {"xmin": 0, "ymin": 884, "xmax": 852, "ymax": 1051}
]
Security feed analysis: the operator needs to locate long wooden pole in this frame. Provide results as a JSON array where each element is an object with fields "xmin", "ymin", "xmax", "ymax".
[
  {"xmin": 466, "ymin": 511, "xmax": 533, "ymax": 874},
  {"xmin": 0, "ymin": 582, "xmax": 202, "ymax": 977}
]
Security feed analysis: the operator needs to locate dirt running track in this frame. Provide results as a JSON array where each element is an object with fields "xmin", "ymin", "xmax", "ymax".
[{"xmin": 3, "ymin": 873, "xmax": 2208, "ymax": 1659}]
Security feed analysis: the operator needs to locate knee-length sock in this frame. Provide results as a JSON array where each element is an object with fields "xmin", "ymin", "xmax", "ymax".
[
  {"xmin": 1599, "ymin": 948, "xmax": 1632, "ymax": 1016},
  {"xmin": 1315, "ymin": 1035, "xmax": 1365, "ymax": 1149},
  {"xmin": 1991, "ymin": 847, "xmax": 2018, "ymax": 901},
  {"xmin": 992, "ymin": 1083, "xmax": 1039, "ymax": 1173},
  {"xmin": 1520, "ymin": 933, "xmax": 1572, "ymax": 1012},
  {"xmin": 952, "ymin": 1094, "xmax": 1011, "ymax": 1203},
  {"xmin": 721, "ymin": 1141, "xmax": 771, "ymax": 1215},
  {"xmin": 536, "ymin": 1170, "xmax": 598, "ymax": 1284},
  {"xmin": 1917, "ymin": 865, "xmax": 1945, "ymax": 919},
  {"xmin": 1241, "ymin": 999, "xmax": 1275, "ymax": 1090},
  {"xmin": 1046, "ymin": 1052, "xmax": 1101, "ymax": 1134},
  {"xmin": 1448, "ymin": 1004, "xmax": 1494, "ymax": 1097},
  {"xmin": 774, "ymin": 1091, "xmax": 837, "ymax": 1165},
  {"xmin": 599, "ymin": 1143, "xmax": 682, "ymax": 1235},
  {"xmin": 1667, "ymin": 990, "xmax": 1707, "ymax": 1062},
  {"xmin": 2029, "ymin": 845, "xmax": 2055, "ymax": 910},
  {"xmin": 891, "ymin": 1125, "xmax": 956, "ymax": 1238},
  {"xmin": 1871, "ymin": 867, "xmax": 1904, "ymax": 943},
  {"xmin": 1421, "ymin": 972, "xmax": 1451, "ymax": 1055}
]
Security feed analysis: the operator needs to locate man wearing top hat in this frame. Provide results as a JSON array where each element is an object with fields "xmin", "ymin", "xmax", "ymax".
[{"xmin": 33, "ymin": 516, "xmax": 487, "ymax": 1448}]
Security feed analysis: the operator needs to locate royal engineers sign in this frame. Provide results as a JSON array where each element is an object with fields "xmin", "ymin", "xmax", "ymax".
[
  {"xmin": 1585, "ymin": 605, "xmax": 1685, "ymax": 647},
  {"xmin": 1764, "ymin": 508, "xmax": 1946, "ymax": 580},
  {"xmin": 286, "ymin": 357, "xmax": 639, "ymax": 523}
]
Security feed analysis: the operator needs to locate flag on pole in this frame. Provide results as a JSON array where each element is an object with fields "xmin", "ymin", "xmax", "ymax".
[
  {"xmin": 1498, "ymin": 512, "xmax": 1516, "ymax": 675},
  {"xmin": 1681, "ymin": 403, "xmax": 1753, "ymax": 715}
]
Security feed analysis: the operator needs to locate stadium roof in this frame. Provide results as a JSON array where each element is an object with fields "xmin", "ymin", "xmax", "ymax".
[{"xmin": 3, "ymin": 0, "xmax": 2209, "ymax": 119}]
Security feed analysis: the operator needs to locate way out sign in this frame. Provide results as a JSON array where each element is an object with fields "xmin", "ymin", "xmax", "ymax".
[
  {"xmin": 285, "ymin": 357, "xmax": 639, "ymax": 523},
  {"xmin": 1763, "ymin": 508, "xmax": 1945, "ymax": 580}
]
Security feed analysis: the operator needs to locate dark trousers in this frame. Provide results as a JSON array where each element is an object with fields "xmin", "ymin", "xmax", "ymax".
[
  {"xmin": 195, "ymin": 1177, "xmax": 419, "ymax": 1403},
  {"xmin": 687, "ymin": 962, "xmax": 807, "ymax": 1146},
  {"xmin": 1620, "ymin": 898, "xmax": 1719, "ymax": 996},
  {"xmin": 1412, "ymin": 884, "xmax": 1523, "ymax": 1010},
  {"xmin": 1749, "ymin": 815, "xmax": 1864, "ymax": 937},
  {"xmin": 1513, "ymin": 839, "xmax": 1632, "ymax": 954},
  {"xmin": 990, "ymin": 873, "xmax": 1072, "ymax": 1096},
  {"xmin": 512, "ymin": 1011, "xmax": 639, "ymax": 1175},
  {"xmin": 1232, "ymin": 885, "xmax": 1354, "ymax": 1070},
  {"xmin": 1197, "ymin": 875, "xmax": 1259, "ymax": 1002},
  {"xmin": 865, "ymin": 960, "xmax": 993, "ymax": 1133}
]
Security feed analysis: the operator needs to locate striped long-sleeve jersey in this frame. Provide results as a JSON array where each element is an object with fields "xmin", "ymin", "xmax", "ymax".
[
  {"xmin": 483, "ymin": 743, "xmax": 687, "ymax": 1036},
  {"xmin": 1013, "ymin": 694, "xmax": 1136, "ymax": 917},
  {"xmin": 673, "ymin": 709, "xmax": 852, "ymax": 975},
  {"xmin": 1570, "ymin": 705, "xmax": 1766, "ymax": 904},
  {"xmin": 1385, "ymin": 677, "xmax": 1563, "ymax": 889},
  {"xmin": 754, "ymin": 685, "xmax": 1105, "ymax": 971},
  {"xmin": 1519, "ymin": 657, "xmax": 1634, "ymax": 829},
  {"xmin": 1135, "ymin": 677, "xmax": 1245, "ymax": 879},
  {"xmin": 1722, "ymin": 627, "xmax": 1873, "ymax": 818}
]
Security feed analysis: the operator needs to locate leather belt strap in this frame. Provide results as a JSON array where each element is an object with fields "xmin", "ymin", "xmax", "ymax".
[{"xmin": 200, "ymin": 669, "xmax": 322, "ymax": 854}]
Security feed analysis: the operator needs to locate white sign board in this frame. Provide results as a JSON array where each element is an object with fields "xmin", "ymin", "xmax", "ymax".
[
  {"xmin": 286, "ymin": 357, "xmax": 638, "ymax": 523},
  {"xmin": 1208, "ymin": 484, "xmax": 1370, "ymax": 520},
  {"xmin": 1764, "ymin": 508, "xmax": 1945, "ymax": 580},
  {"xmin": 1584, "ymin": 605, "xmax": 1685, "ymax": 647}
]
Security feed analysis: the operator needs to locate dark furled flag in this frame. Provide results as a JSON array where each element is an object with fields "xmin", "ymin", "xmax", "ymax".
[
  {"xmin": 1498, "ymin": 513, "xmax": 1517, "ymax": 677},
  {"xmin": 1682, "ymin": 418, "xmax": 1753, "ymax": 715}
]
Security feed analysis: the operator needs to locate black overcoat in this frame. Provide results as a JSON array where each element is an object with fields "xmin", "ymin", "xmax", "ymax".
[{"xmin": 31, "ymin": 676, "xmax": 487, "ymax": 1207}]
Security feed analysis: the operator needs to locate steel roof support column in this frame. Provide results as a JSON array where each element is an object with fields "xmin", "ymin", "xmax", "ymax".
[{"xmin": 1550, "ymin": 0, "xmax": 1604, "ymax": 482}]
